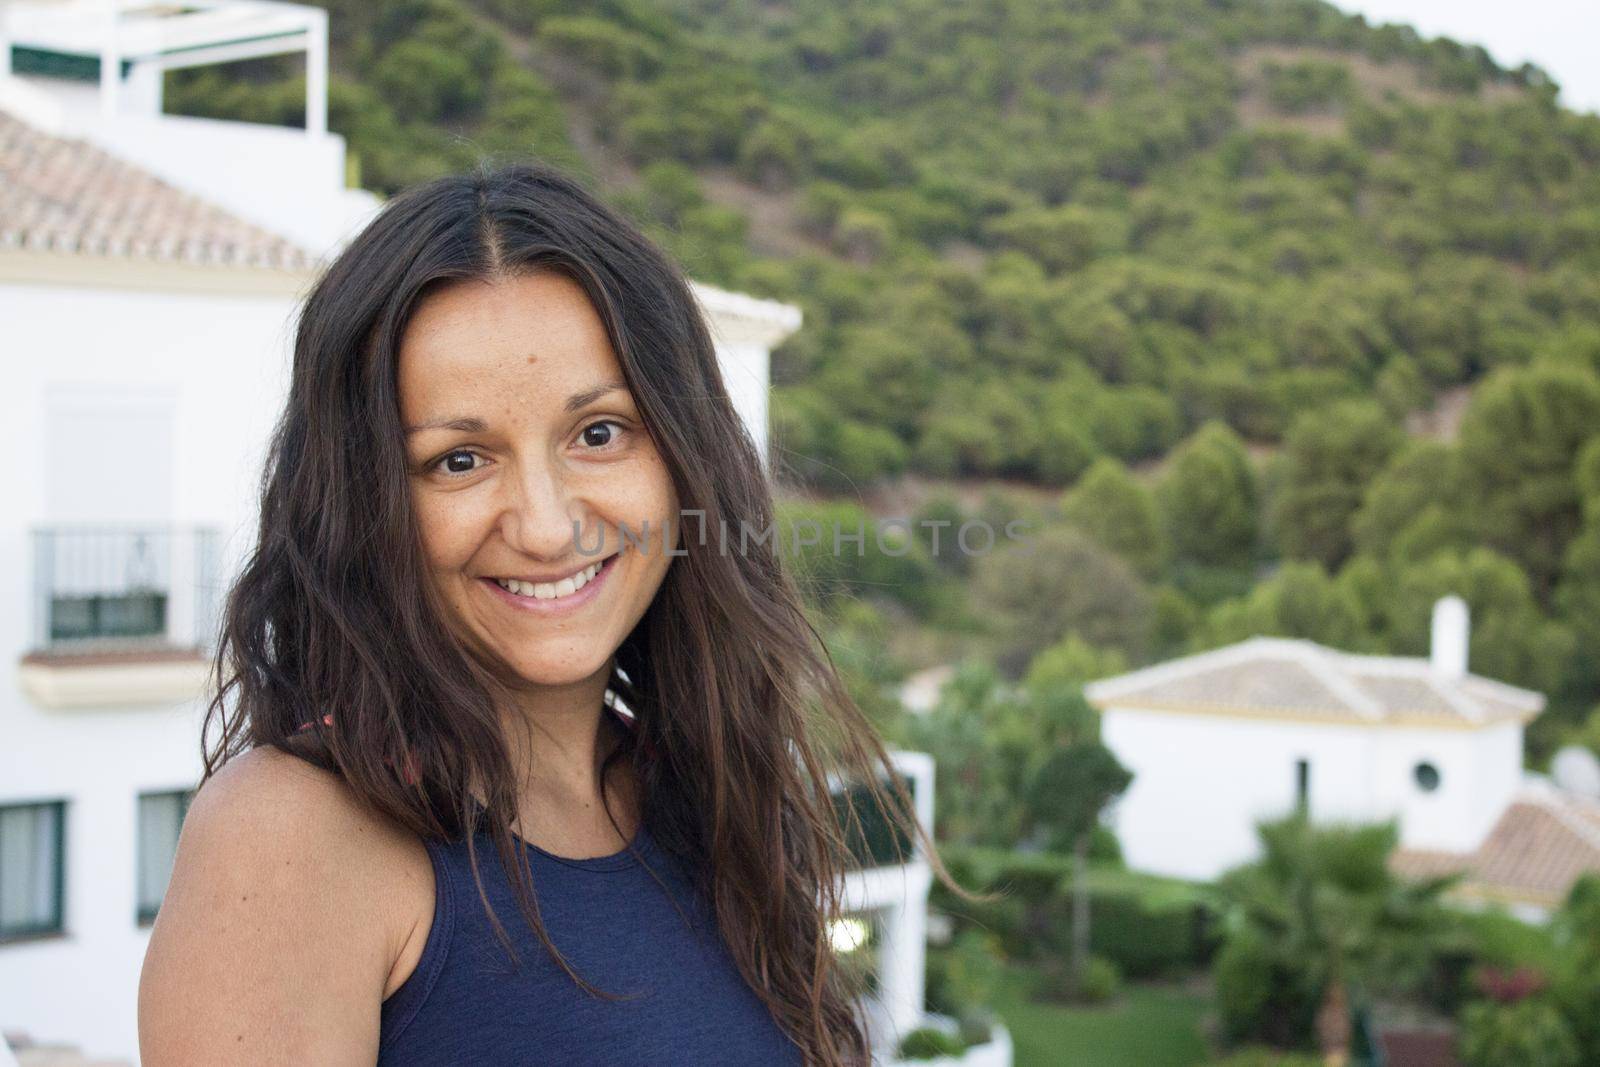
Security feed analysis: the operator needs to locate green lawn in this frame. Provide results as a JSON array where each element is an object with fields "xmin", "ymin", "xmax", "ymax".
[{"xmin": 992, "ymin": 966, "xmax": 1212, "ymax": 1067}]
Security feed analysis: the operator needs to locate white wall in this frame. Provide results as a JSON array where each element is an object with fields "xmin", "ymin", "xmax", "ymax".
[
  {"xmin": 0, "ymin": 279, "xmax": 299, "ymax": 1062},
  {"xmin": 1103, "ymin": 706, "xmax": 1521, "ymax": 881},
  {"xmin": 2, "ymin": 282, "xmax": 295, "ymax": 533},
  {"xmin": 67, "ymin": 111, "xmax": 376, "ymax": 257},
  {"xmin": 44, "ymin": 386, "xmax": 176, "ymax": 522},
  {"xmin": 1371, "ymin": 722, "xmax": 1521, "ymax": 853},
  {"xmin": 1469, "ymin": 722, "xmax": 1524, "ymax": 846},
  {"xmin": 716, "ymin": 340, "xmax": 771, "ymax": 463},
  {"xmin": 1103, "ymin": 708, "xmax": 1380, "ymax": 881}
]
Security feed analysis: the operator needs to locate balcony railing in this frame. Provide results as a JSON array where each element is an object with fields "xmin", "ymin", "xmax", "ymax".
[
  {"xmin": 831, "ymin": 771, "xmax": 918, "ymax": 872},
  {"xmin": 31, "ymin": 526, "xmax": 222, "ymax": 655}
]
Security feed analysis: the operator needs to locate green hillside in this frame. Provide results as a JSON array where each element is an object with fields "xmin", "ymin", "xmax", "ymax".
[{"xmin": 163, "ymin": 0, "xmax": 1600, "ymax": 755}]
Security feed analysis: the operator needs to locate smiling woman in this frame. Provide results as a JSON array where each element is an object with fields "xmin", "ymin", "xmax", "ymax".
[
  {"xmin": 134, "ymin": 161, "xmax": 977, "ymax": 1067},
  {"xmin": 398, "ymin": 272, "xmax": 679, "ymax": 698}
]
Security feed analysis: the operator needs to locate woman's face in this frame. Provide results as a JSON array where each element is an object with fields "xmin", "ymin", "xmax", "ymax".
[{"xmin": 397, "ymin": 271, "xmax": 679, "ymax": 691}]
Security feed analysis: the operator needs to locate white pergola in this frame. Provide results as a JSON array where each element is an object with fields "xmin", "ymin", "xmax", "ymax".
[{"xmin": 0, "ymin": 0, "xmax": 327, "ymax": 132}]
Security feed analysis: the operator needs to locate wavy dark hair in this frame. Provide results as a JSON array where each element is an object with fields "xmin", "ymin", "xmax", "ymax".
[{"xmin": 199, "ymin": 159, "xmax": 981, "ymax": 1064}]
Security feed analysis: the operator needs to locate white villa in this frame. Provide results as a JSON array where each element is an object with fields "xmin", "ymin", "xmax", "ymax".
[
  {"xmin": 0, "ymin": 4, "xmax": 984, "ymax": 1065},
  {"xmin": 1086, "ymin": 595, "xmax": 1600, "ymax": 919}
]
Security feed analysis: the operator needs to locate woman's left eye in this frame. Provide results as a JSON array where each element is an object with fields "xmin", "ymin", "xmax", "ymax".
[{"xmin": 578, "ymin": 420, "xmax": 627, "ymax": 450}]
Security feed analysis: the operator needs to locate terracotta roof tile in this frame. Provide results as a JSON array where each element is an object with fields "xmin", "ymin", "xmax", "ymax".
[
  {"xmin": 1388, "ymin": 848, "xmax": 1473, "ymax": 882},
  {"xmin": 0, "ymin": 108, "xmax": 315, "ymax": 270},
  {"xmin": 1392, "ymin": 784, "xmax": 1600, "ymax": 910}
]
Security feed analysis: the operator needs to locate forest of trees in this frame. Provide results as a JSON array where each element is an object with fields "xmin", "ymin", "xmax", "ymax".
[{"xmin": 162, "ymin": 0, "xmax": 1600, "ymax": 759}]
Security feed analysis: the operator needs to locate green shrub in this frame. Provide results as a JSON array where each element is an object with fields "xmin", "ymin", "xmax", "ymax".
[
  {"xmin": 897, "ymin": 1027, "xmax": 965, "ymax": 1060},
  {"xmin": 536, "ymin": 16, "xmax": 662, "ymax": 78},
  {"xmin": 1459, "ymin": 998, "xmax": 1581, "ymax": 1067},
  {"xmin": 988, "ymin": 854, "xmax": 1070, "ymax": 904},
  {"xmin": 1088, "ymin": 822, "xmax": 1124, "ymax": 865},
  {"xmin": 929, "ymin": 886, "xmax": 1029, "ymax": 958},
  {"xmin": 1453, "ymin": 907, "xmax": 1560, "ymax": 970},
  {"xmin": 1081, "ymin": 883, "xmax": 1196, "ymax": 979},
  {"xmin": 1262, "ymin": 60, "xmax": 1353, "ymax": 114},
  {"xmin": 1028, "ymin": 953, "xmax": 1121, "ymax": 1006},
  {"xmin": 1081, "ymin": 887, "xmax": 1215, "ymax": 978},
  {"xmin": 1421, "ymin": 908, "xmax": 1561, "ymax": 1015},
  {"xmin": 1078, "ymin": 955, "xmax": 1122, "ymax": 1003},
  {"xmin": 932, "ymin": 844, "xmax": 1217, "ymax": 969},
  {"xmin": 1213, "ymin": 927, "xmax": 1320, "ymax": 1048},
  {"xmin": 925, "ymin": 929, "xmax": 1004, "ymax": 1023}
]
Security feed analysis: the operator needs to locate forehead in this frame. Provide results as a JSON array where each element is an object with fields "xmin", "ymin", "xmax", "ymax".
[{"xmin": 396, "ymin": 271, "xmax": 622, "ymax": 415}]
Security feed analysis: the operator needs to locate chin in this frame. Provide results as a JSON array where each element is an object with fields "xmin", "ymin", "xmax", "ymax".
[{"xmin": 499, "ymin": 650, "xmax": 612, "ymax": 689}]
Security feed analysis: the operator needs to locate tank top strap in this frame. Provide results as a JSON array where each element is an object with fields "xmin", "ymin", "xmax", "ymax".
[{"xmin": 378, "ymin": 838, "xmax": 455, "ymax": 1054}]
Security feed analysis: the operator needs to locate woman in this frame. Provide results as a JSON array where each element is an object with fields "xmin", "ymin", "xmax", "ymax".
[{"xmin": 138, "ymin": 161, "xmax": 974, "ymax": 1065}]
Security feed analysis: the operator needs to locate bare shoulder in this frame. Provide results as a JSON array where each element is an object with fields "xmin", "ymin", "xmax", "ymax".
[
  {"xmin": 138, "ymin": 746, "xmax": 433, "ymax": 1066},
  {"xmin": 179, "ymin": 745, "xmax": 429, "ymax": 897},
  {"xmin": 187, "ymin": 745, "xmax": 409, "ymax": 847}
]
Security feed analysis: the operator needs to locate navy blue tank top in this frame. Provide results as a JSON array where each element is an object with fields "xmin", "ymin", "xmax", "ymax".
[{"xmin": 376, "ymin": 810, "xmax": 807, "ymax": 1065}]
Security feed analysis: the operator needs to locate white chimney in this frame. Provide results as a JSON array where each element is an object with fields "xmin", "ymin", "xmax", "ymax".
[{"xmin": 1430, "ymin": 595, "xmax": 1469, "ymax": 679}]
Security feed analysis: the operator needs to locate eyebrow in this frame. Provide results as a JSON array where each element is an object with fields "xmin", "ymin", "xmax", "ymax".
[{"xmin": 403, "ymin": 379, "xmax": 629, "ymax": 437}]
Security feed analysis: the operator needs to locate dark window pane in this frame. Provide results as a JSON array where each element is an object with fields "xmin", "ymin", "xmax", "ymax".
[
  {"xmin": 0, "ymin": 802, "xmax": 65, "ymax": 938},
  {"xmin": 831, "ymin": 774, "xmax": 917, "ymax": 871},
  {"xmin": 137, "ymin": 790, "xmax": 194, "ymax": 922}
]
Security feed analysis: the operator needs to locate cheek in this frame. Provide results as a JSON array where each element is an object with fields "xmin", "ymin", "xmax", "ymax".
[
  {"xmin": 598, "ymin": 455, "xmax": 677, "ymax": 530},
  {"xmin": 636, "ymin": 470, "xmax": 679, "ymax": 543},
  {"xmin": 413, "ymin": 496, "xmax": 480, "ymax": 572}
]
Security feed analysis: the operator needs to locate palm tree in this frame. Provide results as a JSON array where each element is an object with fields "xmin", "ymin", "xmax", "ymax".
[{"xmin": 1216, "ymin": 815, "xmax": 1458, "ymax": 1063}]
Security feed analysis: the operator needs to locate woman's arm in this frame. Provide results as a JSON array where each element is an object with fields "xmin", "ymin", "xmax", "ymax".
[{"xmin": 138, "ymin": 747, "xmax": 410, "ymax": 1066}]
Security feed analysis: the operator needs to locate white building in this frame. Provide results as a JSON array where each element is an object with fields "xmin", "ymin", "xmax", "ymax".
[
  {"xmin": 838, "ymin": 753, "xmax": 1011, "ymax": 1067},
  {"xmin": 0, "ymin": 0, "xmax": 374, "ymax": 254},
  {"xmin": 0, "ymin": 3, "xmax": 816, "ymax": 1061},
  {"xmin": 0, "ymin": 62, "xmax": 337, "ymax": 1067},
  {"xmin": 1084, "ymin": 596, "xmax": 1546, "ymax": 883}
]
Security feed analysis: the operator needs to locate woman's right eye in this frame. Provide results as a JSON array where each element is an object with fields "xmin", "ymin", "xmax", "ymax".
[{"xmin": 433, "ymin": 449, "xmax": 482, "ymax": 476}]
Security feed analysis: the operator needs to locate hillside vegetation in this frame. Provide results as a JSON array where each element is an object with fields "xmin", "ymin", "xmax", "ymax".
[{"xmin": 165, "ymin": 0, "xmax": 1600, "ymax": 754}]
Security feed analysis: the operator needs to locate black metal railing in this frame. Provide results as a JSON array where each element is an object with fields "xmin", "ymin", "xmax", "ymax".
[{"xmin": 31, "ymin": 526, "xmax": 222, "ymax": 654}]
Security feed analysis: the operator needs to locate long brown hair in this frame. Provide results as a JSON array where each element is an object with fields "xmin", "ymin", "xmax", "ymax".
[{"xmin": 200, "ymin": 160, "xmax": 981, "ymax": 1063}]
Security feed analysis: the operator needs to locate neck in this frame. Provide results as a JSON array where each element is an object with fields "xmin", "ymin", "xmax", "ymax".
[{"xmin": 492, "ymin": 667, "xmax": 639, "ymax": 849}]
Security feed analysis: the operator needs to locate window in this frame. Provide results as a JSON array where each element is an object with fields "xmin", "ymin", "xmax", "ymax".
[
  {"xmin": 0, "ymin": 801, "xmax": 66, "ymax": 941},
  {"xmin": 35, "ymin": 528, "xmax": 174, "ymax": 647},
  {"xmin": 1414, "ymin": 762, "xmax": 1442, "ymax": 794},
  {"xmin": 1294, "ymin": 759, "xmax": 1311, "ymax": 815},
  {"xmin": 137, "ymin": 790, "xmax": 194, "ymax": 924},
  {"xmin": 830, "ymin": 773, "xmax": 917, "ymax": 871}
]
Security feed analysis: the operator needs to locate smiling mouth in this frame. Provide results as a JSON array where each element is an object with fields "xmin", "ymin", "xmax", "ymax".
[{"xmin": 489, "ymin": 554, "xmax": 617, "ymax": 602}]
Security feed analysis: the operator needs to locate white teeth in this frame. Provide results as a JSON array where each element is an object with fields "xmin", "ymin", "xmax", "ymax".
[{"xmin": 495, "ymin": 561, "xmax": 604, "ymax": 602}]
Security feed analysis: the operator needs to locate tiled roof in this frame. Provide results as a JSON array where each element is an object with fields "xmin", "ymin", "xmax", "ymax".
[
  {"xmin": 0, "ymin": 108, "xmax": 315, "ymax": 270},
  {"xmin": 1392, "ymin": 781, "xmax": 1600, "ymax": 911},
  {"xmin": 1083, "ymin": 635, "xmax": 1544, "ymax": 727}
]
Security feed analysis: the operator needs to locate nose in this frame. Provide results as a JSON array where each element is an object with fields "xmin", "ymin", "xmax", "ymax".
[{"xmin": 498, "ymin": 457, "xmax": 594, "ymax": 563}]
